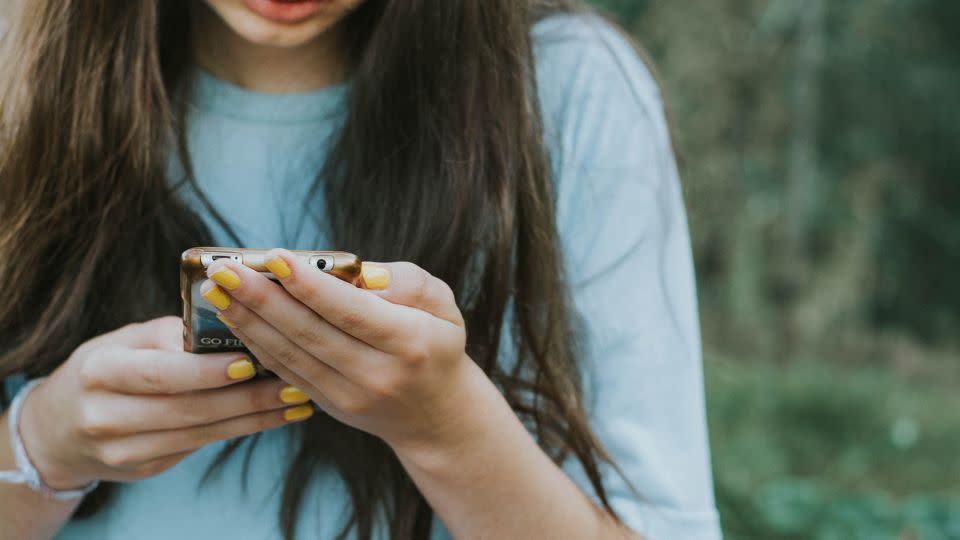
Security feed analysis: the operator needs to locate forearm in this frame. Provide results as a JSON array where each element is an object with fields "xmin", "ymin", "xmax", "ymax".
[
  {"xmin": 0, "ymin": 411, "xmax": 79, "ymax": 540},
  {"xmin": 393, "ymin": 362, "xmax": 639, "ymax": 540}
]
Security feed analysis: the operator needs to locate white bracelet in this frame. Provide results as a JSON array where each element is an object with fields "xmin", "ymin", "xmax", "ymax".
[{"xmin": 0, "ymin": 377, "xmax": 99, "ymax": 501}]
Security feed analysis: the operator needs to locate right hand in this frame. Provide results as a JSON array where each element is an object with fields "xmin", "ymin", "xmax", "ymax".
[{"xmin": 15, "ymin": 316, "xmax": 314, "ymax": 490}]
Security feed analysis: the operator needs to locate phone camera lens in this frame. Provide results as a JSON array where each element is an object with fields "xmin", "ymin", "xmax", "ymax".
[{"xmin": 316, "ymin": 259, "xmax": 327, "ymax": 270}]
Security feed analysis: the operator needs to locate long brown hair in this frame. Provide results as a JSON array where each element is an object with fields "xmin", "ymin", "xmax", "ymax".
[{"xmin": 0, "ymin": 1, "xmax": 626, "ymax": 538}]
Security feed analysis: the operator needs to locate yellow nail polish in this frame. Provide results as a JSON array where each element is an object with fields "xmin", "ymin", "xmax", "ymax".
[
  {"xmin": 283, "ymin": 404, "xmax": 314, "ymax": 422},
  {"xmin": 216, "ymin": 312, "xmax": 237, "ymax": 328},
  {"xmin": 279, "ymin": 386, "xmax": 310, "ymax": 404},
  {"xmin": 361, "ymin": 264, "xmax": 390, "ymax": 290},
  {"xmin": 210, "ymin": 268, "xmax": 241, "ymax": 290},
  {"xmin": 227, "ymin": 358, "xmax": 255, "ymax": 380},
  {"xmin": 201, "ymin": 284, "xmax": 231, "ymax": 310},
  {"xmin": 265, "ymin": 257, "xmax": 291, "ymax": 279}
]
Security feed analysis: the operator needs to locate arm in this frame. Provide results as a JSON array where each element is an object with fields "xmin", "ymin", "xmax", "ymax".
[
  {"xmin": 0, "ymin": 318, "xmax": 315, "ymax": 540},
  {"xmin": 390, "ymin": 360, "xmax": 638, "ymax": 539},
  {"xmin": 539, "ymin": 16, "xmax": 720, "ymax": 536},
  {"xmin": 0, "ymin": 408, "xmax": 80, "ymax": 540},
  {"xmin": 397, "ymin": 25, "xmax": 718, "ymax": 537},
  {"xmin": 202, "ymin": 256, "xmax": 638, "ymax": 539},
  {"xmin": 397, "ymin": 19, "xmax": 720, "ymax": 537}
]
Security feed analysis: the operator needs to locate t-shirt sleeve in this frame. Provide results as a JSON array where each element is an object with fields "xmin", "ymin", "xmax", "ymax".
[{"xmin": 534, "ymin": 14, "xmax": 722, "ymax": 540}]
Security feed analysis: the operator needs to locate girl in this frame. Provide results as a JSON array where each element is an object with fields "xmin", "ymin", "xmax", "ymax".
[{"xmin": 0, "ymin": 1, "xmax": 721, "ymax": 538}]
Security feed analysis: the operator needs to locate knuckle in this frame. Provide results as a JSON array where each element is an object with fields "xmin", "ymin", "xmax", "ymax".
[
  {"xmin": 364, "ymin": 320, "xmax": 396, "ymax": 348},
  {"xmin": 280, "ymin": 274, "xmax": 307, "ymax": 297},
  {"xmin": 291, "ymin": 324, "xmax": 325, "ymax": 350},
  {"xmin": 364, "ymin": 374, "xmax": 399, "ymax": 401},
  {"xmin": 77, "ymin": 356, "xmax": 103, "ymax": 389},
  {"xmin": 137, "ymin": 359, "xmax": 169, "ymax": 393},
  {"xmin": 337, "ymin": 307, "xmax": 367, "ymax": 331},
  {"xmin": 243, "ymin": 285, "xmax": 270, "ymax": 310},
  {"xmin": 401, "ymin": 333, "xmax": 431, "ymax": 368},
  {"xmin": 253, "ymin": 353, "xmax": 280, "ymax": 373},
  {"xmin": 78, "ymin": 403, "xmax": 116, "ymax": 438},
  {"xmin": 98, "ymin": 445, "xmax": 139, "ymax": 468},
  {"xmin": 411, "ymin": 271, "xmax": 431, "ymax": 302},
  {"xmin": 247, "ymin": 385, "xmax": 274, "ymax": 412},
  {"xmin": 256, "ymin": 412, "xmax": 278, "ymax": 432},
  {"xmin": 172, "ymin": 397, "xmax": 207, "ymax": 425},
  {"xmin": 338, "ymin": 393, "xmax": 373, "ymax": 415},
  {"xmin": 398, "ymin": 261, "xmax": 423, "ymax": 278},
  {"xmin": 274, "ymin": 346, "xmax": 304, "ymax": 370},
  {"xmin": 188, "ymin": 423, "xmax": 219, "ymax": 447}
]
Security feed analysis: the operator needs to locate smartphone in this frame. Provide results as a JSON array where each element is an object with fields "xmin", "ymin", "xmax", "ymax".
[{"xmin": 180, "ymin": 247, "xmax": 363, "ymax": 356}]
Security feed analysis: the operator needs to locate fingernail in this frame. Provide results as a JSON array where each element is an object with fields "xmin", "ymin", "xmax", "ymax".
[
  {"xmin": 210, "ymin": 268, "xmax": 241, "ymax": 290},
  {"xmin": 227, "ymin": 358, "xmax": 255, "ymax": 380},
  {"xmin": 279, "ymin": 386, "xmax": 310, "ymax": 404},
  {"xmin": 216, "ymin": 312, "xmax": 237, "ymax": 328},
  {"xmin": 361, "ymin": 263, "xmax": 390, "ymax": 290},
  {"xmin": 265, "ymin": 257, "xmax": 291, "ymax": 279},
  {"xmin": 201, "ymin": 283, "xmax": 231, "ymax": 310},
  {"xmin": 283, "ymin": 404, "xmax": 314, "ymax": 422}
]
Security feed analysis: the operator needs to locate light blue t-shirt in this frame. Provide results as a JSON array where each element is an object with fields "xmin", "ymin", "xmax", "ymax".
[{"xmin": 7, "ymin": 13, "xmax": 720, "ymax": 540}]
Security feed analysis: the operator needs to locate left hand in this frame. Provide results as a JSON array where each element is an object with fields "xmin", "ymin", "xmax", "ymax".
[{"xmin": 199, "ymin": 249, "xmax": 488, "ymax": 455}]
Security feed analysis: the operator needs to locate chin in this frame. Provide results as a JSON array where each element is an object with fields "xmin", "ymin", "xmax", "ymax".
[
  {"xmin": 231, "ymin": 15, "xmax": 336, "ymax": 48},
  {"xmin": 205, "ymin": 0, "xmax": 359, "ymax": 48}
]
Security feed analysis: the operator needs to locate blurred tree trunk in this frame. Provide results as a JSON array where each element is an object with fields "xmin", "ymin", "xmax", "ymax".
[
  {"xmin": 784, "ymin": 0, "xmax": 826, "ymax": 349},
  {"xmin": 785, "ymin": 0, "xmax": 825, "ymax": 264}
]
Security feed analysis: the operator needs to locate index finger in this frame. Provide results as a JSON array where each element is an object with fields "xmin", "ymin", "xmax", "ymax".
[
  {"xmin": 85, "ymin": 347, "xmax": 258, "ymax": 395},
  {"xmin": 261, "ymin": 249, "xmax": 426, "ymax": 353},
  {"xmin": 85, "ymin": 316, "xmax": 186, "ymax": 352}
]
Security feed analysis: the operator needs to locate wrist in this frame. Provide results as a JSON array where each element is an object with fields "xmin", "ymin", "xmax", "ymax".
[
  {"xmin": 18, "ymin": 383, "xmax": 93, "ymax": 491},
  {"xmin": 390, "ymin": 359, "xmax": 517, "ymax": 477}
]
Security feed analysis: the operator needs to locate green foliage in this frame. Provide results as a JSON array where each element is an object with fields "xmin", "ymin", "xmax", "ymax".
[
  {"xmin": 584, "ymin": 0, "xmax": 960, "ymax": 352},
  {"xmin": 583, "ymin": 1, "xmax": 960, "ymax": 536},
  {"xmin": 706, "ymin": 357, "xmax": 960, "ymax": 539},
  {"xmin": 820, "ymin": 0, "xmax": 960, "ymax": 340},
  {"xmin": 583, "ymin": 0, "xmax": 650, "ymax": 22}
]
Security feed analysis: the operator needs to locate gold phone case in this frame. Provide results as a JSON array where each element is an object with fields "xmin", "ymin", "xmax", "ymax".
[{"xmin": 180, "ymin": 247, "xmax": 363, "ymax": 354}]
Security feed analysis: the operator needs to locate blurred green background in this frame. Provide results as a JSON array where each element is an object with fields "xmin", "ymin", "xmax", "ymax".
[{"xmin": 586, "ymin": 0, "xmax": 960, "ymax": 538}]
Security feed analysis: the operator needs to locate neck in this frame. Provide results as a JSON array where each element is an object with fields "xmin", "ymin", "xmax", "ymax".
[{"xmin": 191, "ymin": 5, "xmax": 347, "ymax": 93}]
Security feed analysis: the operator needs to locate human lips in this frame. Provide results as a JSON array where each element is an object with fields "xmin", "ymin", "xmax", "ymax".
[{"xmin": 242, "ymin": 0, "xmax": 333, "ymax": 24}]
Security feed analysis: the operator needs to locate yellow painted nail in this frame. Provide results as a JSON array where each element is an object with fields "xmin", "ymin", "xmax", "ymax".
[
  {"xmin": 265, "ymin": 257, "xmax": 291, "ymax": 279},
  {"xmin": 279, "ymin": 386, "xmax": 310, "ymax": 404},
  {"xmin": 216, "ymin": 312, "xmax": 237, "ymax": 328},
  {"xmin": 361, "ymin": 264, "xmax": 390, "ymax": 290},
  {"xmin": 201, "ymin": 284, "xmax": 231, "ymax": 310},
  {"xmin": 283, "ymin": 404, "xmax": 314, "ymax": 422},
  {"xmin": 227, "ymin": 358, "xmax": 255, "ymax": 380},
  {"xmin": 210, "ymin": 268, "xmax": 241, "ymax": 290}
]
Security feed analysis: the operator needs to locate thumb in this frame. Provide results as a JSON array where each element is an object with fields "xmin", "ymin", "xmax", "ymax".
[{"xmin": 362, "ymin": 262, "xmax": 464, "ymax": 328}]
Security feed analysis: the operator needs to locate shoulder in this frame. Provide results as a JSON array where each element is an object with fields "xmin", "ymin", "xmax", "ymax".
[
  {"xmin": 532, "ymin": 11, "xmax": 659, "ymax": 91},
  {"xmin": 530, "ymin": 12, "xmax": 679, "ymax": 218},
  {"xmin": 531, "ymin": 12, "xmax": 667, "ymax": 141},
  {"xmin": 529, "ymin": 14, "xmax": 689, "ymax": 283},
  {"xmin": 531, "ymin": 13, "xmax": 674, "ymax": 188}
]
